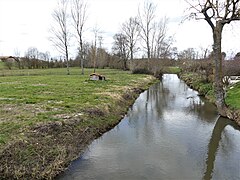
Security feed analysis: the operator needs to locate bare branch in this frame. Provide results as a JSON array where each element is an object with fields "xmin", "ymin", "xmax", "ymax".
[
  {"xmin": 71, "ymin": 0, "xmax": 88, "ymax": 74},
  {"xmin": 138, "ymin": 1, "xmax": 157, "ymax": 59},
  {"xmin": 50, "ymin": 0, "xmax": 71, "ymax": 75}
]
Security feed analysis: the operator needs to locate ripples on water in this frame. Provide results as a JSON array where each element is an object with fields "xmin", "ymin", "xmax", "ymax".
[{"xmin": 58, "ymin": 74, "xmax": 240, "ymax": 180}]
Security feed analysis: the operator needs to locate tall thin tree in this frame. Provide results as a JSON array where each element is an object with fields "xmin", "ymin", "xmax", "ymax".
[
  {"xmin": 138, "ymin": 1, "xmax": 156, "ymax": 59},
  {"xmin": 50, "ymin": 0, "xmax": 71, "ymax": 75},
  {"xmin": 112, "ymin": 33, "xmax": 129, "ymax": 70},
  {"xmin": 71, "ymin": 0, "xmax": 87, "ymax": 75},
  {"xmin": 151, "ymin": 18, "xmax": 168, "ymax": 59},
  {"xmin": 92, "ymin": 25, "xmax": 101, "ymax": 73}
]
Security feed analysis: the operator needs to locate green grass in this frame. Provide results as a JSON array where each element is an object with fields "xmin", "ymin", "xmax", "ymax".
[
  {"xmin": 0, "ymin": 61, "xmax": 4, "ymax": 70},
  {"xmin": 0, "ymin": 68, "xmax": 156, "ymax": 146},
  {"xmin": 165, "ymin": 66, "xmax": 181, "ymax": 74},
  {"xmin": 180, "ymin": 72, "xmax": 240, "ymax": 110},
  {"xmin": 226, "ymin": 83, "xmax": 240, "ymax": 109}
]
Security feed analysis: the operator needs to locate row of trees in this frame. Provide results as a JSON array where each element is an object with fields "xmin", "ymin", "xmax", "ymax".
[
  {"xmin": 1, "ymin": 44, "xmax": 128, "ymax": 70},
  {"xmin": 112, "ymin": 1, "xmax": 174, "ymax": 70},
  {"xmin": 178, "ymin": 47, "xmax": 240, "ymax": 60},
  {"xmin": 49, "ymin": 0, "xmax": 177, "ymax": 73}
]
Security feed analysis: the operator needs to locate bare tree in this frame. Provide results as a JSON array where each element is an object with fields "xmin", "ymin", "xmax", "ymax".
[
  {"xmin": 14, "ymin": 48, "xmax": 21, "ymax": 69},
  {"xmin": 50, "ymin": 0, "xmax": 71, "ymax": 75},
  {"xmin": 198, "ymin": 46, "xmax": 211, "ymax": 59},
  {"xmin": 186, "ymin": 0, "xmax": 240, "ymax": 116},
  {"xmin": 122, "ymin": 17, "xmax": 140, "ymax": 60},
  {"xmin": 97, "ymin": 35, "xmax": 106, "ymax": 68},
  {"xmin": 71, "ymin": 0, "xmax": 87, "ymax": 75},
  {"xmin": 25, "ymin": 47, "xmax": 39, "ymax": 59},
  {"xmin": 92, "ymin": 25, "xmax": 101, "ymax": 73},
  {"xmin": 138, "ymin": 1, "xmax": 157, "ymax": 59},
  {"xmin": 151, "ymin": 18, "xmax": 168, "ymax": 59},
  {"xmin": 112, "ymin": 33, "xmax": 129, "ymax": 70},
  {"xmin": 38, "ymin": 51, "xmax": 51, "ymax": 67},
  {"xmin": 25, "ymin": 47, "xmax": 39, "ymax": 69},
  {"xmin": 178, "ymin": 48, "xmax": 198, "ymax": 60}
]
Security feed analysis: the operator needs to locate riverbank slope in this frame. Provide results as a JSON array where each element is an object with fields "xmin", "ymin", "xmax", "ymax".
[
  {"xmin": 179, "ymin": 72, "xmax": 240, "ymax": 126},
  {"xmin": 0, "ymin": 68, "xmax": 157, "ymax": 179}
]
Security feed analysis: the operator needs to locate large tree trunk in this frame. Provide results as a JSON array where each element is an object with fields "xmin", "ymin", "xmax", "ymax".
[{"xmin": 212, "ymin": 22, "xmax": 227, "ymax": 116}]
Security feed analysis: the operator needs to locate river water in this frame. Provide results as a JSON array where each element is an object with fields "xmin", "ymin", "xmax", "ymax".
[{"xmin": 58, "ymin": 74, "xmax": 240, "ymax": 180}]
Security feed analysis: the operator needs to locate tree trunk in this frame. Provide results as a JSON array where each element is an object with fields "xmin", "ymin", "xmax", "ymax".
[
  {"xmin": 65, "ymin": 44, "xmax": 70, "ymax": 75},
  {"xmin": 81, "ymin": 55, "xmax": 84, "ymax": 75},
  {"xmin": 147, "ymin": 40, "xmax": 151, "ymax": 59},
  {"xmin": 130, "ymin": 45, "xmax": 133, "ymax": 60},
  {"xmin": 212, "ymin": 22, "xmax": 227, "ymax": 116},
  {"xmin": 80, "ymin": 39, "xmax": 84, "ymax": 75}
]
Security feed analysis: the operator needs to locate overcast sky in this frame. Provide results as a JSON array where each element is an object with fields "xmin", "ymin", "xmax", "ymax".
[{"xmin": 0, "ymin": 0, "xmax": 240, "ymax": 58}]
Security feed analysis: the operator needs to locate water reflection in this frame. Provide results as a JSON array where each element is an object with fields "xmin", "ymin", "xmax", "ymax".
[
  {"xmin": 58, "ymin": 74, "xmax": 240, "ymax": 180},
  {"xmin": 203, "ymin": 117, "xmax": 240, "ymax": 180}
]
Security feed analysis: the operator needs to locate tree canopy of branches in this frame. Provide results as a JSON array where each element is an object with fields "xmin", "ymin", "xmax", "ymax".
[
  {"xmin": 151, "ymin": 18, "xmax": 169, "ymax": 59},
  {"xmin": 50, "ymin": 0, "xmax": 71, "ymax": 75},
  {"xmin": 121, "ymin": 17, "xmax": 140, "ymax": 60},
  {"xmin": 71, "ymin": 0, "xmax": 87, "ymax": 75},
  {"xmin": 187, "ymin": 0, "xmax": 240, "ymax": 116},
  {"xmin": 137, "ymin": 1, "xmax": 170, "ymax": 60},
  {"xmin": 138, "ymin": 1, "xmax": 156, "ymax": 59},
  {"xmin": 92, "ymin": 25, "xmax": 101, "ymax": 73},
  {"xmin": 112, "ymin": 33, "xmax": 129, "ymax": 70}
]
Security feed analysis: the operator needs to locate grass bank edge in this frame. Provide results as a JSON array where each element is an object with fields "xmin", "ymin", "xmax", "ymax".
[
  {"xmin": 179, "ymin": 72, "xmax": 240, "ymax": 126},
  {"xmin": 0, "ymin": 69, "xmax": 158, "ymax": 179}
]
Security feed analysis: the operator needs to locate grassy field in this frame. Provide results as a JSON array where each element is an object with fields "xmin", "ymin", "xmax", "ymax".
[
  {"xmin": 0, "ymin": 67, "xmax": 157, "ymax": 179},
  {"xmin": 0, "ymin": 61, "xmax": 4, "ymax": 70},
  {"xmin": 0, "ymin": 68, "xmax": 156, "ymax": 145}
]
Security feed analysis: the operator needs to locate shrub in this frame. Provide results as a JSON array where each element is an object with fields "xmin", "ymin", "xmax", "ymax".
[
  {"xmin": 132, "ymin": 68, "xmax": 152, "ymax": 75},
  {"xmin": 224, "ymin": 60, "xmax": 240, "ymax": 76}
]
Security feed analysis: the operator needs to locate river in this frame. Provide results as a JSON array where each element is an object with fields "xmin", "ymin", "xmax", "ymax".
[{"xmin": 58, "ymin": 74, "xmax": 240, "ymax": 180}]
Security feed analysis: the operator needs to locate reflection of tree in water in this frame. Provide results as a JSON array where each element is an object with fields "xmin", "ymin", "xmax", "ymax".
[
  {"xmin": 203, "ymin": 117, "xmax": 240, "ymax": 180},
  {"xmin": 127, "ymin": 80, "xmax": 170, "ymax": 143},
  {"xmin": 124, "ymin": 74, "xmax": 240, "ymax": 179},
  {"xmin": 184, "ymin": 97, "xmax": 218, "ymax": 123}
]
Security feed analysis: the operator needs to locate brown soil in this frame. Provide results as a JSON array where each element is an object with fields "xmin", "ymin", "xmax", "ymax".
[{"xmin": 226, "ymin": 109, "xmax": 240, "ymax": 126}]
